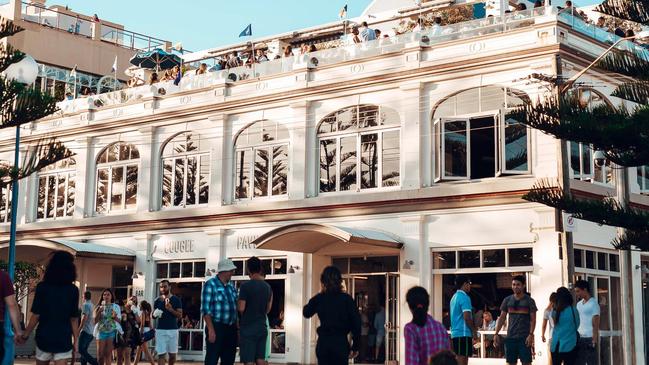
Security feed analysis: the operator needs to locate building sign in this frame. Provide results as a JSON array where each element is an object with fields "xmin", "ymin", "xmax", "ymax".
[
  {"xmin": 152, "ymin": 232, "xmax": 207, "ymax": 260},
  {"xmin": 237, "ymin": 235, "xmax": 259, "ymax": 250},
  {"xmin": 163, "ymin": 239, "xmax": 195, "ymax": 254},
  {"xmin": 563, "ymin": 214, "xmax": 577, "ymax": 232}
]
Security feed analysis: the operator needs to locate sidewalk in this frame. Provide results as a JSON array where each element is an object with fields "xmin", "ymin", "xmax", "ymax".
[{"xmin": 14, "ymin": 361, "xmax": 293, "ymax": 365}]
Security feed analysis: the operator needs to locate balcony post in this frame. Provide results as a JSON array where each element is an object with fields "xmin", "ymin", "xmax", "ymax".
[
  {"xmin": 91, "ymin": 20, "xmax": 102, "ymax": 41},
  {"xmin": 9, "ymin": 0, "xmax": 21, "ymax": 21}
]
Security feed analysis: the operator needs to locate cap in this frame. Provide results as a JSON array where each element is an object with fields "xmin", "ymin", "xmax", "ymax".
[{"xmin": 217, "ymin": 258, "xmax": 237, "ymax": 273}]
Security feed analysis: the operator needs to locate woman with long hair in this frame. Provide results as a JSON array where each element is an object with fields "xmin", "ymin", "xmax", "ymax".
[
  {"xmin": 303, "ymin": 266, "xmax": 361, "ymax": 365},
  {"xmin": 95, "ymin": 289, "xmax": 121, "ymax": 365},
  {"xmin": 133, "ymin": 301, "xmax": 155, "ymax": 365},
  {"xmin": 550, "ymin": 287, "xmax": 579, "ymax": 365},
  {"xmin": 116, "ymin": 300, "xmax": 140, "ymax": 365},
  {"xmin": 404, "ymin": 286, "xmax": 450, "ymax": 365},
  {"xmin": 22, "ymin": 250, "xmax": 80, "ymax": 365}
]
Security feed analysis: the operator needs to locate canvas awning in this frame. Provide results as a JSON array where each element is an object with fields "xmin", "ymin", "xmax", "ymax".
[
  {"xmin": 0, "ymin": 238, "xmax": 135, "ymax": 262},
  {"xmin": 253, "ymin": 223, "xmax": 403, "ymax": 256}
]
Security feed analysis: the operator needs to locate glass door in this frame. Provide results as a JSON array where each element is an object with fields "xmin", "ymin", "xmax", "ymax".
[{"xmin": 385, "ymin": 273, "xmax": 400, "ymax": 365}]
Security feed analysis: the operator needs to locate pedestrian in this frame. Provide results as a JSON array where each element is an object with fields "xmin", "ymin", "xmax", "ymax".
[
  {"xmin": 0, "ymin": 266, "xmax": 24, "ymax": 361},
  {"xmin": 374, "ymin": 302, "xmax": 386, "ymax": 363},
  {"xmin": 201, "ymin": 258, "xmax": 238, "ymax": 365},
  {"xmin": 494, "ymin": 275, "xmax": 537, "ymax": 365},
  {"xmin": 79, "ymin": 291, "xmax": 99, "ymax": 365},
  {"xmin": 574, "ymin": 280, "xmax": 600, "ymax": 365},
  {"xmin": 153, "ymin": 280, "xmax": 182, "ymax": 365},
  {"xmin": 133, "ymin": 300, "xmax": 155, "ymax": 365},
  {"xmin": 430, "ymin": 350, "xmax": 459, "ymax": 365},
  {"xmin": 404, "ymin": 286, "xmax": 451, "ymax": 365},
  {"xmin": 95, "ymin": 289, "xmax": 120, "ymax": 365},
  {"xmin": 21, "ymin": 250, "xmax": 80, "ymax": 365},
  {"xmin": 550, "ymin": 287, "xmax": 579, "ymax": 365},
  {"xmin": 116, "ymin": 300, "xmax": 140, "ymax": 365},
  {"xmin": 449, "ymin": 275, "xmax": 476, "ymax": 365},
  {"xmin": 541, "ymin": 292, "xmax": 557, "ymax": 365},
  {"xmin": 303, "ymin": 266, "xmax": 361, "ymax": 365},
  {"xmin": 238, "ymin": 257, "xmax": 273, "ymax": 365}
]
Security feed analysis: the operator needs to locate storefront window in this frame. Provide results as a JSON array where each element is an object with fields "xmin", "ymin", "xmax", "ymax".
[
  {"xmin": 508, "ymin": 248, "xmax": 533, "ymax": 267},
  {"xmin": 432, "ymin": 247, "xmax": 533, "ymax": 271},
  {"xmin": 112, "ymin": 265, "xmax": 133, "ymax": 303},
  {"xmin": 157, "ymin": 261, "xmax": 206, "ymax": 279},
  {"xmin": 433, "ymin": 251, "xmax": 456, "ymax": 269},
  {"xmin": 333, "ymin": 256, "xmax": 399, "ymax": 274}
]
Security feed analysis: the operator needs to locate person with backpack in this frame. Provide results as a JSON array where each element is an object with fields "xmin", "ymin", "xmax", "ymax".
[
  {"xmin": 404, "ymin": 286, "xmax": 450, "ymax": 365},
  {"xmin": 550, "ymin": 287, "xmax": 579, "ymax": 365}
]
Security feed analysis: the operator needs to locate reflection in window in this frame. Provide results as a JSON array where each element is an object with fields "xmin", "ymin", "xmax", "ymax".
[
  {"xmin": 318, "ymin": 105, "xmax": 400, "ymax": 193},
  {"xmin": 235, "ymin": 120, "xmax": 288, "ymax": 199},
  {"xmin": 95, "ymin": 142, "xmax": 139, "ymax": 214},
  {"xmin": 37, "ymin": 157, "xmax": 76, "ymax": 220},
  {"xmin": 161, "ymin": 133, "xmax": 209, "ymax": 208},
  {"xmin": 638, "ymin": 166, "xmax": 649, "ymax": 194},
  {"xmin": 0, "ymin": 181, "xmax": 11, "ymax": 224}
]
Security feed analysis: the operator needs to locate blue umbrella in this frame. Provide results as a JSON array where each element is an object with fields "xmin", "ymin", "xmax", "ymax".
[{"xmin": 129, "ymin": 48, "xmax": 181, "ymax": 71}]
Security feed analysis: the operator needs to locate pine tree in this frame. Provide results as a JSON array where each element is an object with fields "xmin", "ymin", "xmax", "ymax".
[{"xmin": 508, "ymin": 1, "xmax": 649, "ymax": 250}]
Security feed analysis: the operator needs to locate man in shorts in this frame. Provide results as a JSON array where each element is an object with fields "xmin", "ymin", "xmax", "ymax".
[
  {"xmin": 449, "ymin": 275, "xmax": 476, "ymax": 365},
  {"xmin": 238, "ymin": 257, "xmax": 272, "ymax": 365},
  {"xmin": 494, "ymin": 275, "xmax": 537, "ymax": 365},
  {"xmin": 154, "ymin": 280, "xmax": 183, "ymax": 365}
]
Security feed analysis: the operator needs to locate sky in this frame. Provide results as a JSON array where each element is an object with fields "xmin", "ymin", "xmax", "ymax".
[{"xmin": 57, "ymin": 0, "xmax": 603, "ymax": 52}]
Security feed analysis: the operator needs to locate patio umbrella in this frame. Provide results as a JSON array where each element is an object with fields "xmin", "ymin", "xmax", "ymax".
[{"xmin": 129, "ymin": 48, "xmax": 181, "ymax": 71}]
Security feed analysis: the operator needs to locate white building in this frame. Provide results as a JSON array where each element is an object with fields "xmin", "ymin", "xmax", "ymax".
[{"xmin": 1, "ymin": 0, "xmax": 647, "ymax": 364}]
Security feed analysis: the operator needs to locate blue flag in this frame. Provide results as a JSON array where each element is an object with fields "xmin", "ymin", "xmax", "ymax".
[{"xmin": 239, "ymin": 24, "xmax": 252, "ymax": 37}]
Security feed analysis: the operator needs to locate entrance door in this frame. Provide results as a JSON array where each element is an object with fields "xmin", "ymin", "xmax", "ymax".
[{"xmin": 385, "ymin": 273, "xmax": 399, "ymax": 365}]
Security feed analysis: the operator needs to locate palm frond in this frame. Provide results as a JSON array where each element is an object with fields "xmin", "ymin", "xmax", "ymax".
[
  {"xmin": 595, "ymin": 0, "xmax": 649, "ymax": 24},
  {"xmin": 0, "ymin": 17, "xmax": 23, "ymax": 39},
  {"xmin": 0, "ymin": 44, "xmax": 24, "ymax": 74},
  {"xmin": 612, "ymin": 230, "xmax": 649, "ymax": 250},
  {"xmin": 598, "ymin": 50, "xmax": 649, "ymax": 81},
  {"xmin": 610, "ymin": 80, "xmax": 649, "ymax": 104},
  {"xmin": 0, "ymin": 87, "xmax": 59, "ymax": 128},
  {"xmin": 18, "ymin": 139, "xmax": 75, "ymax": 180}
]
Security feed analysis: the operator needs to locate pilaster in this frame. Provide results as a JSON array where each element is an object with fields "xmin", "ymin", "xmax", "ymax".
[
  {"xmin": 288, "ymin": 101, "xmax": 311, "ymax": 199},
  {"xmin": 208, "ymin": 114, "xmax": 228, "ymax": 207},
  {"xmin": 399, "ymin": 82, "xmax": 425, "ymax": 189},
  {"xmin": 137, "ymin": 126, "xmax": 155, "ymax": 212}
]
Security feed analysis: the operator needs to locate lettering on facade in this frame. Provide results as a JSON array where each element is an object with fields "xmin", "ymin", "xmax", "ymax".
[
  {"xmin": 50, "ymin": 119, "xmax": 63, "ymax": 127},
  {"xmin": 180, "ymin": 96, "xmax": 192, "ymax": 105},
  {"xmin": 113, "ymin": 108, "xmax": 124, "ymax": 118},
  {"xmin": 237, "ymin": 235, "xmax": 259, "ymax": 250},
  {"xmin": 351, "ymin": 64, "xmax": 364, "ymax": 74},
  {"xmin": 469, "ymin": 42, "xmax": 485, "ymax": 53},
  {"xmin": 161, "ymin": 239, "xmax": 195, "ymax": 254},
  {"xmin": 256, "ymin": 82, "xmax": 268, "ymax": 91}
]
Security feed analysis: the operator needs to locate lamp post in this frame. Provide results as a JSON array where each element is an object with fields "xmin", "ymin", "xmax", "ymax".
[{"xmin": 2, "ymin": 53, "xmax": 39, "ymax": 365}]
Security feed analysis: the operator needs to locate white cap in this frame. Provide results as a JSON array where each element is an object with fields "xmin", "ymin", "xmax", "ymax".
[{"xmin": 217, "ymin": 258, "xmax": 237, "ymax": 273}]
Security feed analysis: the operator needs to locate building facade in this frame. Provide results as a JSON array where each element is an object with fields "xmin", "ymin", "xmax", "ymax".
[{"xmin": 1, "ymin": 1, "xmax": 648, "ymax": 364}]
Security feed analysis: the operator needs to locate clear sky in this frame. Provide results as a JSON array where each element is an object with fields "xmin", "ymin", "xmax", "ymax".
[{"xmin": 57, "ymin": 0, "xmax": 603, "ymax": 52}]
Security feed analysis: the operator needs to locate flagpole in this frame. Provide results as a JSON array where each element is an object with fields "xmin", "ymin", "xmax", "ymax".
[
  {"xmin": 73, "ymin": 74, "xmax": 77, "ymax": 99},
  {"xmin": 251, "ymin": 36, "xmax": 256, "ymax": 78}
]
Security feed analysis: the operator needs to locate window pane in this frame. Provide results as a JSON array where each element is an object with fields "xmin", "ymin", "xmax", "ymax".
[
  {"xmin": 106, "ymin": 144, "xmax": 118, "ymax": 163},
  {"xmin": 119, "ymin": 144, "xmax": 130, "ymax": 160},
  {"xmin": 574, "ymin": 249, "xmax": 583, "ymax": 267},
  {"xmin": 570, "ymin": 142, "xmax": 581, "ymax": 176},
  {"xmin": 199, "ymin": 155, "xmax": 209, "ymax": 204},
  {"xmin": 609, "ymin": 254, "xmax": 619, "ymax": 272},
  {"xmin": 0, "ymin": 184, "xmax": 9, "ymax": 223},
  {"xmin": 46, "ymin": 175, "xmax": 56, "ymax": 218},
  {"xmin": 37, "ymin": 176, "xmax": 46, "ymax": 219},
  {"xmin": 340, "ymin": 136, "xmax": 357, "ymax": 191},
  {"xmin": 173, "ymin": 158, "xmax": 185, "ymax": 206},
  {"xmin": 235, "ymin": 150, "xmax": 251, "ymax": 199},
  {"xmin": 338, "ymin": 107, "xmax": 356, "ymax": 132},
  {"xmin": 261, "ymin": 259, "xmax": 272, "ymax": 276},
  {"xmin": 271, "ymin": 332, "xmax": 286, "ymax": 354},
  {"xmin": 456, "ymin": 88, "xmax": 479, "ymax": 115},
  {"xmin": 333, "ymin": 258, "xmax": 349, "ymax": 274},
  {"xmin": 509, "ymin": 248, "xmax": 533, "ymax": 267},
  {"xmin": 458, "ymin": 250, "xmax": 480, "ymax": 268},
  {"xmin": 162, "ymin": 159, "xmax": 173, "ymax": 207},
  {"xmin": 483, "ymin": 249, "xmax": 506, "ymax": 267},
  {"xmin": 194, "ymin": 261, "xmax": 206, "ymax": 277},
  {"xmin": 637, "ymin": 166, "xmax": 647, "ymax": 191},
  {"xmin": 66, "ymin": 173, "xmax": 75, "ymax": 217},
  {"xmin": 254, "ymin": 148, "xmax": 270, "ymax": 197},
  {"xmin": 186, "ymin": 157, "xmax": 197, "ymax": 205},
  {"xmin": 480, "ymin": 86, "xmax": 504, "ymax": 112},
  {"xmin": 157, "ymin": 263, "xmax": 168, "ymax": 278},
  {"xmin": 585, "ymin": 250, "xmax": 595, "ymax": 269},
  {"xmin": 597, "ymin": 252, "xmax": 608, "ymax": 271},
  {"xmin": 582, "ymin": 144, "xmax": 592, "ymax": 176},
  {"xmin": 56, "ymin": 174, "xmax": 66, "ymax": 217},
  {"xmin": 273, "ymin": 258, "xmax": 287, "ymax": 275},
  {"xmin": 382, "ymin": 130, "xmax": 400, "ymax": 187},
  {"xmin": 597, "ymin": 278, "xmax": 610, "ymax": 331},
  {"xmin": 433, "ymin": 251, "xmax": 456, "ymax": 269},
  {"xmin": 96, "ymin": 168, "xmax": 109, "ymax": 213},
  {"xmin": 319, "ymin": 139, "xmax": 337, "ymax": 192},
  {"xmin": 262, "ymin": 120, "xmax": 276, "ymax": 142},
  {"xmin": 599, "ymin": 337, "xmax": 611, "ymax": 365},
  {"xmin": 272, "ymin": 145, "xmax": 288, "ymax": 196},
  {"xmin": 110, "ymin": 166, "xmax": 124, "ymax": 211},
  {"xmin": 169, "ymin": 263, "xmax": 180, "ymax": 278},
  {"xmin": 361, "ymin": 133, "xmax": 379, "ymax": 189},
  {"xmin": 233, "ymin": 260, "xmax": 244, "ymax": 276},
  {"xmin": 181, "ymin": 262, "xmax": 193, "ymax": 278},
  {"xmin": 444, "ymin": 120, "xmax": 467, "ymax": 178},
  {"xmin": 610, "ymin": 277, "xmax": 621, "ymax": 330},
  {"xmin": 504, "ymin": 118, "xmax": 528, "ymax": 171},
  {"xmin": 125, "ymin": 166, "xmax": 138, "ymax": 209},
  {"xmin": 358, "ymin": 105, "xmax": 379, "ymax": 128}
]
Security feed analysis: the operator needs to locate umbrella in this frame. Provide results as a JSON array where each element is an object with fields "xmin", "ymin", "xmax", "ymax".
[{"xmin": 129, "ymin": 48, "xmax": 181, "ymax": 71}]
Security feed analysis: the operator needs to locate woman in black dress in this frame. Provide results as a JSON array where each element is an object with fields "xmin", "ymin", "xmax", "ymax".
[
  {"xmin": 303, "ymin": 266, "xmax": 361, "ymax": 365},
  {"xmin": 22, "ymin": 250, "xmax": 79, "ymax": 365}
]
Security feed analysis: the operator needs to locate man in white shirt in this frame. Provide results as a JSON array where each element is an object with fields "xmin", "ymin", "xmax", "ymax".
[{"xmin": 575, "ymin": 280, "xmax": 600, "ymax": 365}]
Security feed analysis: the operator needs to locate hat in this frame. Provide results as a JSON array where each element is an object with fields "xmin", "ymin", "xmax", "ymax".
[{"xmin": 217, "ymin": 258, "xmax": 237, "ymax": 273}]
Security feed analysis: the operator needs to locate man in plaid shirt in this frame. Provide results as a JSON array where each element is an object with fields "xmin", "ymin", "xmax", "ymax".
[{"xmin": 201, "ymin": 258, "xmax": 238, "ymax": 365}]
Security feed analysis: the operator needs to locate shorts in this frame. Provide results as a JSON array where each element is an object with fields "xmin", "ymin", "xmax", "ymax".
[
  {"xmin": 155, "ymin": 329, "xmax": 179, "ymax": 355},
  {"xmin": 452, "ymin": 337, "xmax": 473, "ymax": 357},
  {"xmin": 36, "ymin": 347, "xmax": 72, "ymax": 361},
  {"xmin": 239, "ymin": 328, "xmax": 268, "ymax": 362},
  {"xmin": 375, "ymin": 333, "xmax": 385, "ymax": 346},
  {"xmin": 97, "ymin": 331, "xmax": 116, "ymax": 341},
  {"xmin": 505, "ymin": 337, "xmax": 532, "ymax": 364}
]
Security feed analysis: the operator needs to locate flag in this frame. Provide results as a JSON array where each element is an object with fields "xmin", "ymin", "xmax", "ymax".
[
  {"xmin": 239, "ymin": 24, "xmax": 252, "ymax": 37},
  {"xmin": 339, "ymin": 4, "xmax": 348, "ymax": 19},
  {"xmin": 70, "ymin": 64, "xmax": 77, "ymax": 78},
  {"xmin": 111, "ymin": 56, "xmax": 117, "ymax": 73}
]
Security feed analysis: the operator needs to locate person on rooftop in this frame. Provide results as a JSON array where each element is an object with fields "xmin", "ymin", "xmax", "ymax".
[
  {"xmin": 360, "ymin": 21, "xmax": 377, "ymax": 42},
  {"xmin": 256, "ymin": 49, "xmax": 269, "ymax": 62},
  {"xmin": 148, "ymin": 72, "xmax": 159, "ymax": 85},
  {"xmin": 350, "ymin": 27, "xmax": 361, "ymax": 44},
  {"xmin": 308, "ymin": 44, "xmax": 317, "ymax": 53},
  {"xmin": 282, "ymin": 45, "xmax": 294, "ymax": 58},
  {"xmin": 195, "ymin": 63, "xmax": 207, "ymax": 75},
  {"xmin": 226, "ymin": 52, "xmax": 241, "ymax": 69},
  {"xmin": 160, "ymin": 70, "xmax": 174, "ymax": 82}
]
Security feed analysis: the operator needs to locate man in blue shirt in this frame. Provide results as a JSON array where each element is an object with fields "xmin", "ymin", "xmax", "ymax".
[
  {"xmin": 449, "ymin": 275, "xmax": 477, "ymax": 365},
  {"xmin": 201, "ymin": 258, "xmax": 238, "ymax": 365},
  {"xmin": 359, "ymin": 21, "xmax": 377, "ymax": 42}
]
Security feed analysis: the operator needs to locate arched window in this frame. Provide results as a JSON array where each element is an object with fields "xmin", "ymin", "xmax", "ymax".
[
  {"xmin": 432, "ymin": 86, "xmax": 531, "ymax": 181},
  {"xmin": 234, "ymin": 120, "xmax": 289, "ymax": 199},
  {"xmin": 317, "ymin": 104, "xmax": 400, "ymax": 193},
  {"xmin": 161, "ymin": 133, "xmax": 210, "ymax": 208},
  {"xmin": 95, "ymin": 142, "xmax": 139, "ymax": 214},
  {"xmin": 0, "ymin": 161, "xmax": 11, "ymax": 223},
  {"xmin": 37, "ymin": 157, "xmax": 76, "ymax": 219}
]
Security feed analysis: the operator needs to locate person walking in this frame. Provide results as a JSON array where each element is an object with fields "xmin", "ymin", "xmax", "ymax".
[
  {"xmin": 22, "ymin": 250, "xmax": 80, "ymax": 365},
  {"xmin": 238, "ymin": 257, "xmax": 273, "ymax": 365},
  {"xmin": 303, "ymin": 266, "xmax": 361, "ymax": 365},
  {"xmin": 116, "ymin": 300, "xmax": 140, "ymax": 365},
  {"xmin": 95, "ymin": 289, "xmax": 120, "ymax": 365},
  {"xmin": 449, "ymin": 275, "xmax": 476, "ymax": 365},
  {"xmin": 153, "ymin": 280, "xmax": 182, "ymax": 365},
  {"xmin": 541, "ymin": 292, "xmax": 557, "ymax": 365},
  {"xmin": 133, "ymin": 300, "xmax": 155, "ymax": 365},
  {"xmin": 404, "ymin": 286, "xmax": 450, "ymax": 365},
  {"xmin": 78, "ymin": 291, "xmax": 99, "ymax": 365},
  {"xmin": 374, "ymin": 302, "xmax": 386, "ymax": 363},
  {"xmin": 494, "ymin": 275, "xmax": 537, "ymax": 365},
  {"xmin": 574, "ymin": 280, "xmax": 600, "ymax": 365},
  {"xmin": 0, "ymin": 269, "xmax": 24, "ymax": 362},
  {"xmin": 550, "ymin": 287, "xmax": 579, "ymax": 365},
  {"xmin": 201, "ymin": 258, "xmax": 238, "ymax": 365}
]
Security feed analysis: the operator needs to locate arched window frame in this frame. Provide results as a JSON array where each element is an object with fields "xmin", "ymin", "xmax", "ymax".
[
  {"xmin": 36, "ymin": 157, "xmax": 76, "ymax": 220},
  {"xmin": 234, "ymin": 120, "xmax": 289, "ymax": 200},
  {"xmin": 160, "ymin": 132, "xmax": 210, "ymax": 209},
  {"xmin": 95, "ymin": 142, "xmax": 140, "ymax": 214},
  {"xmin": 0, "ymin": 161, "xmax": 11, "ymax": 223},
  {"xmin": 431, "ymin": 86, "xmax": 532, "ymax": 181},
  {"xmin": 317, "ymin": 104, "xmax": 401, "ymax": 193}
]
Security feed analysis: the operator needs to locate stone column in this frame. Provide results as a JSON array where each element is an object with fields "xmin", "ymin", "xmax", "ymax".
[
  {"xmin": 399, "ymin": 82, "xmax": 424, "ymax": 189},
  {"xmin": 137, "ymin": 127, "xmax": 155, "ymax": 212},
  {"xmin": 288, "ymin": 101, "xmax": 310, "ymax": 199},
  {"xmin": 208, "ymin": 114, "xmax": 229, "ymax": 206},
  {"xmin": 74, "ymin": 136, "xmax": 93, "ymax": 218}
]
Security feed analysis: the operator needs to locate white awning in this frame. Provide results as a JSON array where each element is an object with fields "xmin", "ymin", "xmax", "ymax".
[
  {"xmin": 0, "ymin": 238, "xmax": 135, "ymax": 261},
  {"xmin": 253, "ymin": 223, "xmax": 403, "ymax": 256}
]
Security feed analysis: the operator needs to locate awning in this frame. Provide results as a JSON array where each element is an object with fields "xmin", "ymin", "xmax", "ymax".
[
  {"xmin": 0, "ymin": 238, "xmax": 135, "ymax": 261},
  {"xmin": 253, "ymin": 223, "xmax": 403, "ymax": 256}
]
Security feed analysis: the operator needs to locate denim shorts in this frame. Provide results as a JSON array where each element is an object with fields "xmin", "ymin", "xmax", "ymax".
[{"xmin": 97, "ymin": 331, "xmax": 116, "ymax": 341}]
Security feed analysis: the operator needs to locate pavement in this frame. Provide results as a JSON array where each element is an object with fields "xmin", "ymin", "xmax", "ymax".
[{"xmin": 14, "ymin": 360, "xmax": 292, "ymax": 365}]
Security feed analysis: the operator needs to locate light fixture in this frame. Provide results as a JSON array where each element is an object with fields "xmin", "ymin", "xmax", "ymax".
[
  {"xmin": 288, "ymin": 265, "xmax": 301, "ymax": 274},
  {"xmin": 403, "ymin": 260, "xmax": 414, "ymax": 270},
  {"xmin": 131, "ymin": 272, "xmax": 143, "ymax": 279},
  {"xmin": 3, "ymin": 54, "xmax": 38, "ymax": 85},
  {"xmin": 205, "ymin": 268, "xmax": 216, "ymax": 277}
]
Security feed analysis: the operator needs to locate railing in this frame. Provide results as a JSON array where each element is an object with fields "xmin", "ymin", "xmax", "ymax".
[{"xmin": 101, "ymin": 24, "xmax": 167, "ymax": 51}]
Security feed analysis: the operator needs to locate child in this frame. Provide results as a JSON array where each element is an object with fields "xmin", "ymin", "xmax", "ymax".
[{"xmin": 404, "ymin": 286, "xmax": 451, "ymax": 365}]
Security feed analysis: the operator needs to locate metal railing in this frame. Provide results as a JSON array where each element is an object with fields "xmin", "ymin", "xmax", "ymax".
[{"xmin": 101, "ymin": 24, "xmax": 166, "ymax": 51}]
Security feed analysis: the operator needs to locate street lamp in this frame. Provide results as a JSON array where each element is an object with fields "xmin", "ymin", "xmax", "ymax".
[{"xmin": 2, "ymin": 53, "xmax": 38, "ymax": 365}]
